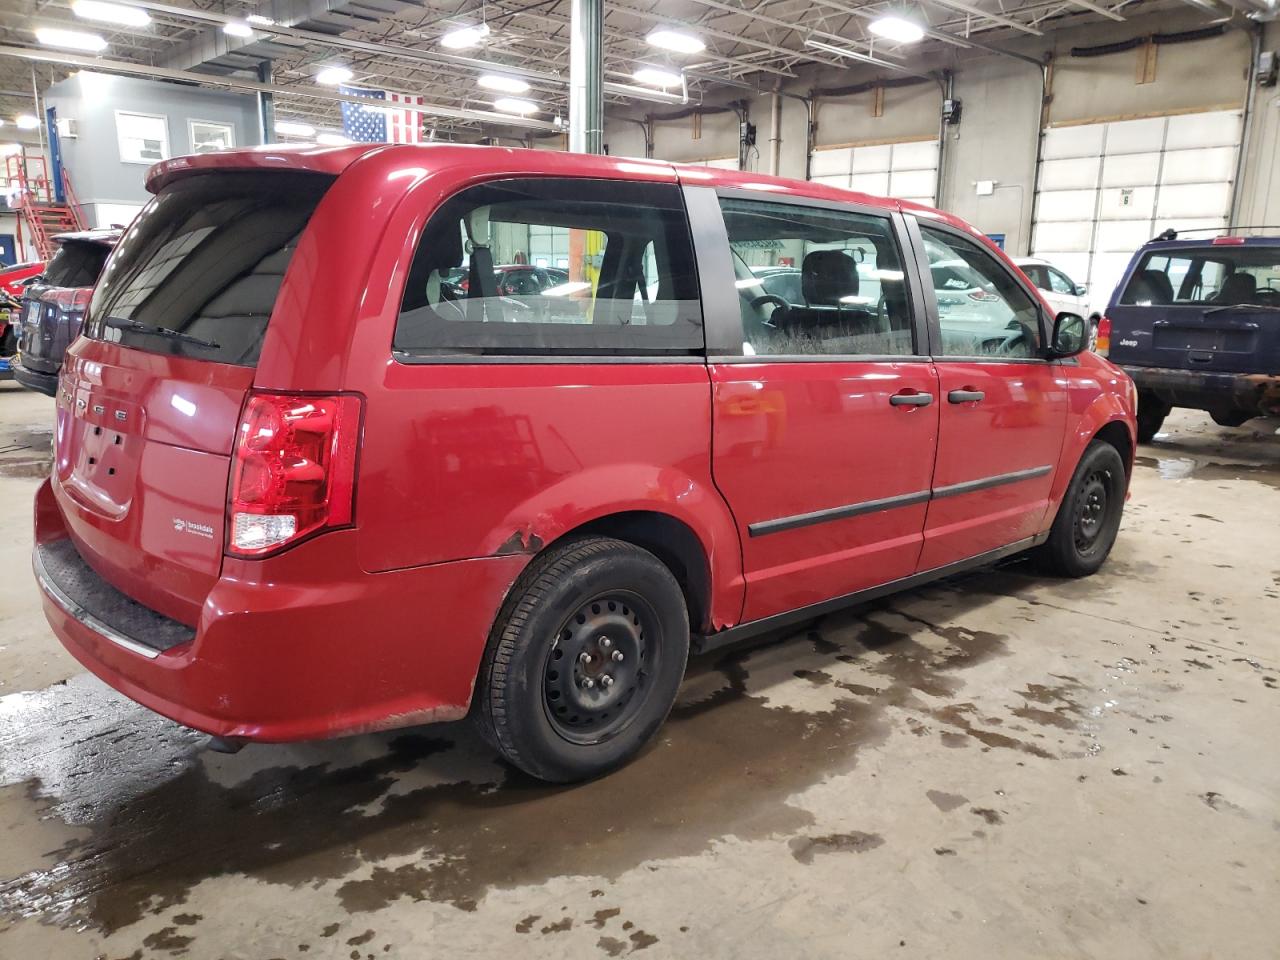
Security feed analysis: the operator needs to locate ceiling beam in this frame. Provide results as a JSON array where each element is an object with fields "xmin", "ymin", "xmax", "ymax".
[
  {"xmin": 0, "ymin": 43, "xmax": 561, "ymax": 129},
  {"xmin": 922, "ymin": 0, "xmax": 1045, "ymax": 35}
]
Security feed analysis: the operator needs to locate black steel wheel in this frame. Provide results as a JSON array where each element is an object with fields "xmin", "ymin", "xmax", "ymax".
[
  {"xmin": 476, "ymin": 537, "xmax": 689, "ymax": 783},
  {"xmin": 541, "ymin": 592, "xmax": 657, "ymax": 745},
  {"xmin": 1037, "ymin": 440, "xmax": 1127, "ymax": 578}
]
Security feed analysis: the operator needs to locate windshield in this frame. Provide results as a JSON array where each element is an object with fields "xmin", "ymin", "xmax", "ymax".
[
  {"xmin": 1120, "ymin": 246, "xmax": 1280, "ymax": 307},
  {"xmin": 84, "ymin": 171, "xmax": 333, "ymax": 366}
]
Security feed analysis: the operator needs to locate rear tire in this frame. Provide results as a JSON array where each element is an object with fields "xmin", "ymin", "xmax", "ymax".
[
  {"xmin": 1037, "ymin": 440, "xmax": 1127, "ymax": 578},
  {"xmin": 475, "ymin": 536, "xmax": 689, "ymax": 783},
  {"xmin": 1135, "ymin": 392, "xmax": 1171, "ymax": 443},
  {"xmin": 1209, "ymin": 409, "xmax": 1253, "ymax": 428}
]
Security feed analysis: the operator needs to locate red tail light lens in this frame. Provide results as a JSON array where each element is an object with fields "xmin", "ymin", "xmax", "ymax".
[
  {"xmin": 1095, "ymin": 315, "xmax": 1112, "ymax": 356},
  {"xmin": 228, "ymin": 392, "xmax": 362, "ymax": 556},
  {"xmin": 46, "ymin": 288, "xmax": 93, "ymax": 312}
]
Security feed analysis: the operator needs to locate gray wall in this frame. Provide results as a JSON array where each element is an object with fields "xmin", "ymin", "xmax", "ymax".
[
  {"xmin": 44, "ymin": 72, "xmax": 260, "ymax": 228},
  {"xmin": 604, "ymin": 8, "xmax": 1269, "ymax": 257}
]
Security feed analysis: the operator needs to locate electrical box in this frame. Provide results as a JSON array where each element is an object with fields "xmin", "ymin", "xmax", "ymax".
[
  {"xmin": 1259, "ymin": 51, "xmax": 1277, "ymax": 87},
  {"xmin": 942, "ymin": 98, "xmax": 962, "ymax": 125},
  {"xmin": 740, "ymin": 121, "xmax": 757, "ymax": 148}
]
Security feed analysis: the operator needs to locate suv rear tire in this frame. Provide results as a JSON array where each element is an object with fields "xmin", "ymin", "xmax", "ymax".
[
  {"xmin": 1135, "ymin": 392, "xmax": 1171, "ymax": 443},
  {"xmin": 1037, "ymin": 440, "xmax": 1127, "ymax": 578},
  {"xmin": 475, "ymin": 536, "xmax": 689, "ymax": 783}
]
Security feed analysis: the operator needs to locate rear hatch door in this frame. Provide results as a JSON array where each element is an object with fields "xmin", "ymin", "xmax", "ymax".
[
  {"xmin": 53, "ymin": 170, "xmax": 334, "ymax": 625},
  {"xmin": 1107, "ymin": 241, "xmax": 1280, "ymax": 374}
]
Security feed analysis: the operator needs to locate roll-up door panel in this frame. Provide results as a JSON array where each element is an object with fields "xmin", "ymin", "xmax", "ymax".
[{"xmin": 1032, "ymin": 109, "xmax": 1241, "ymax": 308}]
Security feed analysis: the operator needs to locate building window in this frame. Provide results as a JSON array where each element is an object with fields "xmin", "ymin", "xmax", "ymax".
[
  {"xmin": 116, "ymin": 111, "xmax": 170, "ymax": 165},
  {"xmin": 189, "ymin": 120, "xmax": 235, "ymax": 154}
]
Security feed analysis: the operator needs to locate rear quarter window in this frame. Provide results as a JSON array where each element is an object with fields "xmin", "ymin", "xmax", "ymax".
[
  {"xmin": 84, "ymin": 171, "xmax": 333, "ymax": 366},
  {"xmin": 394, "ymin": 178, "xmax": 703, "ymax": 357}
]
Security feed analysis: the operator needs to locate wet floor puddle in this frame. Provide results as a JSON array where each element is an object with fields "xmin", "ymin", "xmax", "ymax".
[{"xmin": 0, "ymin": 574, "xmax": 1093, "ymax": 939}]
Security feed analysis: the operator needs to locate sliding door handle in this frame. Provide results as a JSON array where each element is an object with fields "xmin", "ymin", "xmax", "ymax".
[
  {"xmin": 948, "ymin": 389, "xmax": 985, "ymax": 404},
  {"xmin": 890, "ymin": 391, "xmax": 933, "ymax": 407}
]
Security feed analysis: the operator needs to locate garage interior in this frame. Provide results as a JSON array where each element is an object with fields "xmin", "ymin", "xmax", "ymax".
[{"xmin": 0, "ymin": 0, "xmax": 1277, "ymax": 957}]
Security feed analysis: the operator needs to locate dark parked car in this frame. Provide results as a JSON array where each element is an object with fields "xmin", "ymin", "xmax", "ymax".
[
  {"xmin": 14, "ymin": 229, "xmax": 120, "ymax": 396},
  {"xmin": 1104, "ymin": 232, "xmax": 1280, "ymax": 441}
]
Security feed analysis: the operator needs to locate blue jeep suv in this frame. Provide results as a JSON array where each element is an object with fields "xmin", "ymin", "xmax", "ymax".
[{"xmin": 1105, "ymin": 232, "xmax": 1280, "ymax": 441}]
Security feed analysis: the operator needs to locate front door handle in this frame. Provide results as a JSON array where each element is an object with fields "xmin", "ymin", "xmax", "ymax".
[
  {"xmin": 948, "ymin": 389, "xmax": 985, "ymax": 404},
  {"xmin": 890, "ymin": 391, "xmax": 933, "ymax": 407}
]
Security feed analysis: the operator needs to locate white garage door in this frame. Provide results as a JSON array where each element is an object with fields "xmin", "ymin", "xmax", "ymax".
[
  {"xmin": 809, "ymin": 139, "xmax": 939, "ymax": 206},
  {"xmin": 1031, "ymin": 109, "xmax": 1242, "ymax": 310}
]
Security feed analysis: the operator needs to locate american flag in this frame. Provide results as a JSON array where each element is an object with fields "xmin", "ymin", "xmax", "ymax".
[{"xmin": 339, "ymin": 85, "xmax": 425, "ymax": 143}]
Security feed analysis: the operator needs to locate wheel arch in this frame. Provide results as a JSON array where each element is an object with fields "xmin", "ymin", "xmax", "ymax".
[{"xmin": 552, "ymin": 511, "xmax": 715, "ymax": 633}]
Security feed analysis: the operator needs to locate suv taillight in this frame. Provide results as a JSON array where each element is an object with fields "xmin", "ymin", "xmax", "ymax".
[
  {"xmin": 228, "ymin": 392, "xmax": 362, "ymax": 556},
  {"xmin": 1095, "ymin": 315, "xmax": 1111, "ymax": 356},
  {"xmin": 46, "ymin": 288, "xmax": 93, "ymax": 312}
]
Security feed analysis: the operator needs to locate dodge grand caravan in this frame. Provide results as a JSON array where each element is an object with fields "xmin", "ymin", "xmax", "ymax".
[{"xmin": 34, "ymin": 145, "xmax": 1136, "ymax": 782}]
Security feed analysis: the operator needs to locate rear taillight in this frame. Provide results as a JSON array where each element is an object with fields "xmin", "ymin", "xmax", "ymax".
[
  {"xmin": 228, "ymin": 392, "xmax": 362, "ymax": 557},
  {"xmin": 45, "ymin": 288, "xmax": 93, "ymax": 312},
  {"xmin": 1095, "ymin": 315, "xmax": 1111, "ymax": 356}
]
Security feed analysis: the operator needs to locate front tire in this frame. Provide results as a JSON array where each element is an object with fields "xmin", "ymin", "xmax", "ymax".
[
  {"xmin": 476, "ymin": 536, "xmax": 689, "ymax": 783},
  {"xmin": 1037, "ymin": 440, "xmax": 1127, "ymax": 578}
]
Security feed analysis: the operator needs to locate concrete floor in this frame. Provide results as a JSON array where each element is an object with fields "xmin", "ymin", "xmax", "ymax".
[{"xmin": 0, "ymin": 380, "xmax": 1275, "ymax": 960}]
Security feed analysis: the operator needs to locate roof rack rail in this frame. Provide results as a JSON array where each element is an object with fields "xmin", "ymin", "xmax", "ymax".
[{"xmin": 1150, "ymin": 225, "xmax": 1280, "ymax": 242}]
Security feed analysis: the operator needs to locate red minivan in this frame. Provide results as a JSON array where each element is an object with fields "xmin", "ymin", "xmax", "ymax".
[{"xmin": 33, "ymin": 144, "xmax": 1136, "ymax": 782}]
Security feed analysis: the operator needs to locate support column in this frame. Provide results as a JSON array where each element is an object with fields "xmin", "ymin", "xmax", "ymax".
[
  {"xmin": 568, "ymin": 0, "xmax": 603, "ymax": 154},
  {"xmin": 257, "ymin": 61, "xmax": 275, "ymax": 144}
]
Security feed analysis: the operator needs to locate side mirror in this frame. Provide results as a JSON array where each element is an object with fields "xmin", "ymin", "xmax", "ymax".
[
  {"xmin": 20, "ymin": 275, "xmax": 42, "ymax": 287},
  {"xmin": 1048, "ymin": 313, "xmax": 1088, "ymax": 358},
  {"xmin": 1075, "ymin": 283, "xmax": 1088, "ymax": 296}
]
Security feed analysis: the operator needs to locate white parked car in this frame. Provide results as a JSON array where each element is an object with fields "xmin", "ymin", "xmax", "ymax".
[{"xmin": 1013, "ymin": 257, "xmax": 1093, "ymax": 322}]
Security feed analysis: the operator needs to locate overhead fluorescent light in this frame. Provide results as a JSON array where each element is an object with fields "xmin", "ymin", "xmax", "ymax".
[
  {"xmin": 246, "ymin": 14, "xmax": 275, "ymax": 26},
  {"xmin": 15, "ymin": 115, "xmax": 40, "ymax": 130},
  {"xmin": 223, "ymin": 21, "xmax": 254, "ymax": 38},
  {"xmin": 646, "ymin": 28, "xmax": 705, "ymax": 54},
  {"xmin": 493, "ymin": 97, "xmax": 538, "ymax": 115},
  {"xmin": 633, "ymin": 66, "xmax": 683, "ymax": 88},
  {"xmin": 440, "ymin": 23, "xmax": 490, "ymax": 49},
  {"xmin": 869, "ymin": 15, "xmax": 925, "ymax": 44},
  {"xmin": 70, "ymin": 0, "xmax": 150, "ymax": 27},
  {"xmin": 34, "ymin": 27, "xmax": 108, "ymax": 52},
  {"xmin": 478, "ymin": 74, "xmax": 530, "ymax": 94},
  {"xmin": 316, "ymin": 65, "xmax": 353, "ymax": 85},
  {"xmin": 274, "ymin": 119, "xmax": 316, "ymax": 137},
  {"xmin": 316, "ymin": 132, "xmax": 351, "ymax": 145}
]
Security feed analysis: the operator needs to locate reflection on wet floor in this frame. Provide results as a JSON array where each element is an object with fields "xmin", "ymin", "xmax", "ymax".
[
  {"xmin": 0, "ymin": 406, "xmax": 1275, "ymax": 957},
  {"xmin": 0, "ymin": 574, "xmax": 1092, "ymax": 936}
]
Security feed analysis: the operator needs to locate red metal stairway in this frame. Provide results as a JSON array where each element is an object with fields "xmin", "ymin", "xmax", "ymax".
[{"xmin": 4, "ymin": 153, "xmax": 87, "ymax": 260}]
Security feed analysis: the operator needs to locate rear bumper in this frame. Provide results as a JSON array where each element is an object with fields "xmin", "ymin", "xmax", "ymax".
[
  {"xmin": 13, "ymin": 361, "xmax": 59, "ymax": 396},
  {"xmin": 1120, "ymin": 365, "xmax": 1280, "ymax": 416},
  {"xmin": 34, "ymin": 479, "xmax": 527, "ymax": 741}
]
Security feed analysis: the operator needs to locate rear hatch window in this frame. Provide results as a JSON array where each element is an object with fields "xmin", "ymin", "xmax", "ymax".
[
  {"xmin": 83, "ymin": 171, "xmax": 333, "ymax": 366},
  {"xmin": 43, "ymin": 240, "xmax": 111, "ymax": 288},
  {"xmin": 1118, "ymin": 246, "xmax": 1280, "ymax": 307}
]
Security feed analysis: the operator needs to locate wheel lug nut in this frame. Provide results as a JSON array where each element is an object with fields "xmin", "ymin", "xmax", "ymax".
[
  {"xmin": 601, "ymin": 675, "xmax": 614, "ymax": 688},
  {"xmin": 612, "ymin": 650, "xmax": 624, "ymax": 662},
  {"xmin": 599, "ymin": 636, "xmax": 612, "ymax": 649},
  {"xmin": 582, "ymin": 677, "xmax": 595, "ymax": 689},
  {"xmin": 580, "ymin": 652, "xmax": 592, "ymax": 664}
]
